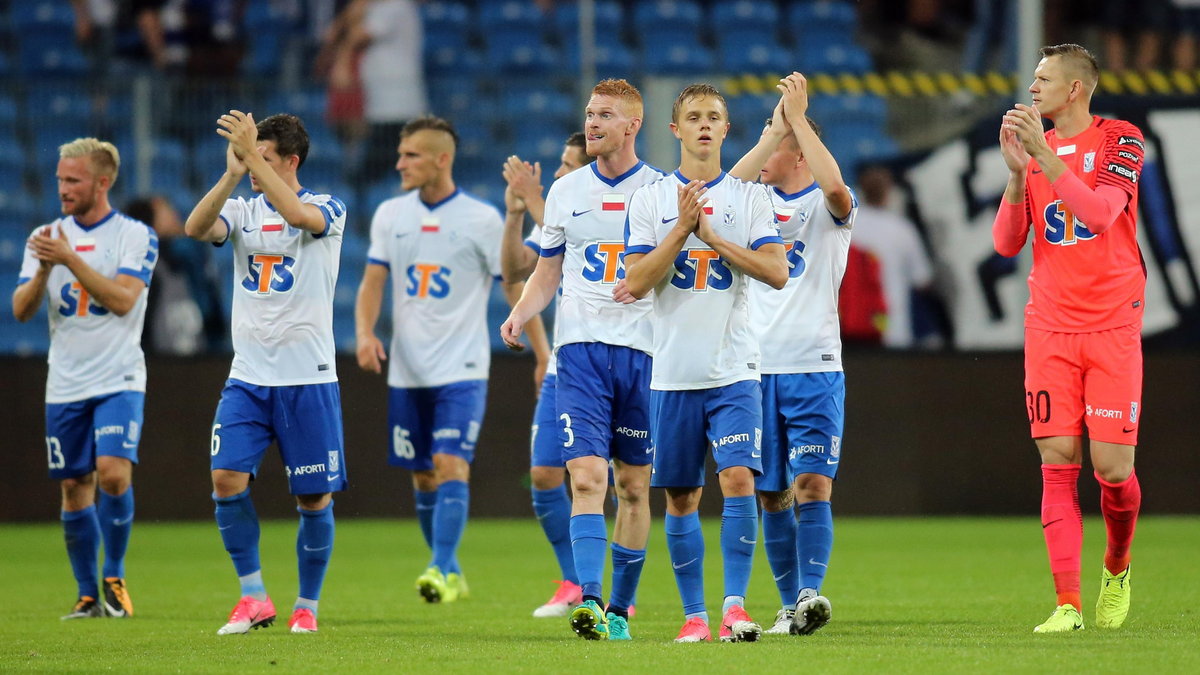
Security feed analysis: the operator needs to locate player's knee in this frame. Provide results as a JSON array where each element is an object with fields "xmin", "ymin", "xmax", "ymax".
[
  {"xmin": 614, "ymin": 467, "xmax": 650, "ymax": 502},
  {"xmin": 717, "ymin": 466, "xmax": 755, "ymax": 497},
  {"xmin": 570, "ymin": 470, "xmax": 607, "ymax": 498},
  {"xmin": 758, "ymin": 489, "xmax": 793, "ymax": 512},
  {"xmin": 530, "ymin": 466, "xmax": 565, "ymax": 491},
  {"xmin": 412, "ymin": 469, "xmax": 438, "ymax": 492},
  {"xmin": 211, "ymin": 469, "xmax": 249, "ymax": 498},
  {"xmin": 1094, "ymin": 462, "xmax": 1134, "ymax": 484},
  {"xmin": 60, "ymin": 475, "xmax": 95, "ymax": 510},
  {"xmin": 793, "ymin": 474, "xmax": 833, "ymax": 503},
  {"xmin": 433, "ymin": 454, "xmax": 470, "ymax": 483},
  {"xmin": 296, "ymin": 493, "xmax": 332, "ymax": 511},
  {"xmin": 665, "ymin": 487, "xmax": 702, "ymax": 516}
]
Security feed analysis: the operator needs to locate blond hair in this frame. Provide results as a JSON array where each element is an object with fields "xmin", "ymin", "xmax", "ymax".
[
  {"xmin": 1040, "ymin": 43, "xmax": 1099, "ymax": 96},
  {"xmin": 59, "ymin": 137, "xmax": 120, "ymax": 183},
  {"xmin": 592, "ymin": 78, "xmax": 644, "ymax": 119},
  {"xmin": 672, "ymin": 83, "xmax": 727, "ymax": 124}
]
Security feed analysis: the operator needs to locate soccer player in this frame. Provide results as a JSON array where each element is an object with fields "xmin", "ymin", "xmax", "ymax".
[
  {"xmin": 993, "ymin": 44, "xmax": 1145, "ymax": 633},
  {"xmin": 499, "ymin": 134, "xmax": 596, "ymax": 617},
  {"xmin": 622, "ymin": 83, "xmax": 788, "ymax": 643},
  {"xmin": 13, "ymin": 138, "xmax": 155, "ymax": 620},
  {"xmin": 501, "ymin": 79, "xmax": 663, "ymax": 641},
  {"xmin": 185, "ymin": 111, "xmax": 348, "ymax": 635},
  {"xmin": 728, "ymin": 74, "xmax": 856, "ymax": 636},
  {"xmin": 356, "ymin": 116, "xmax": 512, "ymax": 604}
]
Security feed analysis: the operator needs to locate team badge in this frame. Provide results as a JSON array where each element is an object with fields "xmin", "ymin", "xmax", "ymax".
[
  {"xmin": 1129, "ymin": 401, "xmax": 1139, "ymax": 424},
  {"xmin": 328, "ymin": 451, "xmax": 340, "ymax": 473},
  {"xmin": 831, "ymin": 436, "xmax": 841, "ymax": 459},
  {"xmin": 723, "ymin": 204, "xmax": 736, "ymax": 228},
  {"xmin": 1083, "ymin": 152, "xmax": 1095, "ymax": 173}
]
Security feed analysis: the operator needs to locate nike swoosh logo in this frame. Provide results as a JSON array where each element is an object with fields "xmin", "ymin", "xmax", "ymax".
[
  {"xmin": 626, "ymin": 557, "xmax": 645, "ymax": 564},
  {"xmin": 327, "ymin": 474, "xmax": 340, "ymax": 482},
  {"xmin": 1122, "ymin": 426, "xmax": 1135, "ymax": 433},
  {"xmin": 122, "ymin": 442, "xmax": 137, "ymax": 449},
  {"xmin": 807, "ymin": 558, "xmax": 828, "ymax": 568},
  {"xmin": 773, "ymin": 570, "xmax": 791, "ymax": 581},
  {"xmin": 535, "ymin": 513, "xmax": 550, "ymax": 520},
  {"xmin": 415, "ymin": 504, "xmax": 435, "ymax": 511},
  {"xmin": 661, "ymin": 216, "xmax": 679, "ymax": 224},
  {"xmin": 1032, "ymin": 169, "xmax": 1043, "ymax": 174},
  {"xmin": 303, "ymin": 544, "xmax": 330, "ymax": 552},
  {"xmin": 673, "ymin": 557, "xmax": 698, "ymax": 570},
  {"xmin": 826, "ymin": 459, "xmax": 839, "ymax": 465},
  {"xmin": 1042, "ymin": 518, "xmax": 1063, "ymax": 529},
  {"xmin": 395, "ymin": 232, "xmax": 411, "ymax": 239},
  {"xmin": 218, "ymin": 524, "xmax": 234, "ymax": 531},
  {"xmin": 572, "ymin": 209, "xmax": 593, "ymax": 217},
  {"xmin": 241, "ymin": 226, "xmax": 254, "ymax": 232},
  {"xmin": 443, "ymin": 498, "xmax": 468, "ymax": 506},
  {"xmin": 112, "ymin": 516, "xmax": 133, "ymax": 526},
  {"xmin": 739, "ymin": 536, "xmax": 757, "ymax": 545}
]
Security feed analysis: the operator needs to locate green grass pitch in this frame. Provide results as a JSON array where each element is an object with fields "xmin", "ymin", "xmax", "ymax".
[{"xmin": 2, "ymin": 516, "xmax": 1198, "ymax": 673}]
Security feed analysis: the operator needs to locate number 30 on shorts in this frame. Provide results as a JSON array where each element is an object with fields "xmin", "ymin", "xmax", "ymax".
[{"xmin": 1026, "ymin": 390, "xmax": 1051, "ymax": 424}]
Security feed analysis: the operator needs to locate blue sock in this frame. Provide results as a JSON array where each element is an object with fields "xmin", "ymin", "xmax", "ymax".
[
  {"xmin": 432, "ymin": 480, "xmax": 468, "ymax": 574},
  {"xmin": 664, "ymin": 512, "xmax": 706, "ymax": 617},
  {"xmin": 762, "ymin": 506, "xmax": 799, "ymax": 608},
  {"xmin": 214, "ymin": 489, "xmax": 261, "ymax": 578},
  {"xmin": 97, "ymin": 487, "xmax": 134, "ymax": 579},
  {"xmin": 62, "ymin": 507, "xmax": 100, "ymax": 600},
  {"xmin": 296, "ymin": 502, "xmax": 335, "ymax": 602},
  {"xmin": 720, "ymin": 496, "xmax": 758, "ymax": 600},
  {"xmin": 568, "ymin": 513, "xmax": 607, "ymax": 601},
  {"xmin": 415, "ymin": 490, "xmax": 437, "ymax": 550},
  {"xmin": 797, "ymin": 501, "xmax": 834, "ymax": 592},
  {"xmin": 608, "ymin": 542, "xmax": 645, "ymax": 614},
  {"xmin": 532, "ymin": 486, "xmax": 577, "ymax": 584}
]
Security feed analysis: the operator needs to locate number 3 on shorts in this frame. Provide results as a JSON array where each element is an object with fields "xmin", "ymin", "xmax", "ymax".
[{"xmin": 560, "ymin": 413, "xmax": 574, "ymax": 448}]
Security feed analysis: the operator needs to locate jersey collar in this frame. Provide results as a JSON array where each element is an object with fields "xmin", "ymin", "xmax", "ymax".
[
  {"xmin": 72, "ymin": 209, "xmax": 117, "ymax": 231},
  {"xmin": 674, "ymin": 169, "xmax": 726, "ymax": 189},
  {"xmin": 773, "ymin": 182, "xmax": 819, "ymax": 201},
  {"xmin": 421, "ymin": 187, "xmax": 461, "ymax": 211},
  {"xmin": 591, "ymin": 160, "xmax": 645, "ymax": 188}
]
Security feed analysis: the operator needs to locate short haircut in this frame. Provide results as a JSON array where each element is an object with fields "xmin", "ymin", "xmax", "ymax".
[
  {"xmin": 257, "ymin": 113, "xmax": 310, "ymax": 168},
  {"xmin": 1040, "ymin": 43, "xmax": 1099, "ymax": 95},
  {"xmin": 591, "ymin": 78, "xmax": 644, "ymax": 118},
  {"xmin": 672, "ymin": 83, "xmax": 727, "ymax": 123},
  {"xmin": 401, "ymin": 115, "xmax": 459, "ymax": 150},
  {"xmin": 565, "ymin": 131, "xmax": 586, "ymax": 150},
  {"xmin": 59, "ymin": 137, "xmax": 120, "ymax": 182}
]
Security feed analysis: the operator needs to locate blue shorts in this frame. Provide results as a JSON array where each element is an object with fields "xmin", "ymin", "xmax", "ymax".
[
  {"xmin": 45, "ymin": 391, "xmax": 144, "ymax": 480},
  {"xmin": 530, "ymin": 374, "xmax": 564, "ymax": 469},
  {"xmin": 759, "ymin": 372, "xmax": 845, "ymax": 491},
  {"xmin": 555, "ymin": 342, "xmax": 653, "ymax": 467},
  {"xmin": 388, "ymin": 380, "xmax": 487, "ymax": 471},
  {"xmin": 649, "ymin": 380, "xmax": 763, "ymax": 488},
  {"xmin": 210, "ymin": 379, "xmax": 347, "ymax": 495}
]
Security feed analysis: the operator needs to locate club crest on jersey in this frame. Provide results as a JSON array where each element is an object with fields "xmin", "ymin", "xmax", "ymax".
[
  {"xmin": 602, "ymin": 193, "xmax": 625, "ymax": 211},
  {"xmin": 582, "ymin": 241, "xmax": 627, "ymax": 284},
  {"xmin": 58, "ymin": 281, "xmax": 109, "ymax": 317},
  {"xmin": 328, "ymin": 451, "xmax": 340, "ymax": 473},
  {"xmin": 242, "ymin": 253, "xmax": 297, "ymax": 294},
  {"xmin": 671, "ymin": 248, "xmax": 733, "ymax": 291},
  {"xmin": 1083, "ymin": 151, "xmax": 1095, "ymax": 173},
  {"xmin": 722, "ymin": 204, "xmax": 736, "ymax": 227},
  {"xmin": 1043, "ymin": 200, "xmax": 1095, "ymax": 246},
  {"xmin": 406, "ymin": 263, "xmax": 451, "ymax": 298}
]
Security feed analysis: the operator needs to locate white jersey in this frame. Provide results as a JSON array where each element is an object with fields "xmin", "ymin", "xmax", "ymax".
[
  {"xmin": 541, "ymin": 161, "xmax": 663, "ymax": 356},
  {"xmin": 625, "ymin": 170, "xmax": 782, "ymax": 390},
  {"xmin": 218, "ymin": 189, "xmax": 346, "ymax": 386},
  {"xmin": 367, "ymin": 188, "xmax": 503, "ymax": 388},
  {"xmin": 19, "ymin": 212, "xmax": 156, "ymax": 403},
  {"xmin": 524, "ymin": 223, "xmax": 557, "ymax": 376},
  {"xmin": 750, "ymin": 183, "xmax": 857, "ymax": 373}
]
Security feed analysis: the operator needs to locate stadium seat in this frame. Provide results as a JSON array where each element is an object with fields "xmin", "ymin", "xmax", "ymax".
[
  {"xmin": 798, "ymin": 41, "xmax": 873, "ymax": 74},
  {"xmin": 788, "ymin": 0, "xmax": 858, "ymax": 37},
  {"xmin": 711, "ymin": 0, "xmax": 780, "ymax": 33},
  {"xmin": 303, "ymin": 155, "xmax": 344, "ymax": 187},
  {"xmin": 425, "ymin": 45, "xmax": 485, "ymax": 76},
  {"xmin": 552, "ymin": 0, "xmax": 624, "ymax": 36},
  {"xmin": 364, "ymin": 180, "xmax": 403, "ymax": 214},
  {"xmin": 421, "ymin": 1, "xmax": 470, "ymax": 33},
  {"xmin": 265, "ymin": 89, "xmax": 327, "ymax": 120},
  {"xmin": 719, "ymin": 38, "xmax": 794, "ymax": 74},
  {"xmin": 501, "ymin": 86, "xmax": 575, "ymax": 126},
  {"xmin": 478, "ymin": 1, "xmax": 547, "ymax": 32},
  {"xmin": 642, "ymin": 43, "xmax": 716, "ymax": 76},
  {"xmin": 18, "ymin": 29, "xmax": 88, "ymax": 77},
  {"xmin": 424, "ymin": 23, "xmax": 469, "ymax": 53},
  {"xmin": 243, "ymin": 30, "xmax": 284, "ymax": 76},
  {"xmin": 10, "ymin": 1, "xmax": 74, "ymax": 31},
  {"xmin": 632, "ymin": 1, "xmax": 703, "ymax": 30},
  {"xmin": 484, "ymin": 33, "xmax": 559, "ymax": 74},
  {"xmin": 727, "ymin": 93, "xmax": 778, "ymax": 128},
  {"xmin": 562, "ymin": 35, "xmax": 638, "ymax": 76}
]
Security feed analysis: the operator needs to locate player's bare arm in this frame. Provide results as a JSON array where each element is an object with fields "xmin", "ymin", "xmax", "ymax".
[
  {"xmin": 1003, "ymin": 104, "xmax": 1068, "ymax": 182},
  {"xmin": 185, "ymin": 144, "xmax": 246, "ymax": 242},
  {"xmin": 12, "ymin": 227, "xmax": 54, "ymax": 321},
  {"xmin": 694, "ymin": 211, "xmax": 788, "ymax": 289},
  {"xmin": 354, "ymin": 263, "xmax": 389, "ymax": 374},
  {"xmin": 500, "ymin": 253, "xmax": 564, "ymax": 350},
  {"xmin": 503, "ymin": 155, "xmax": 546, "ymax": 227},
  {"xmin": 622, "ymin": 182, "xmax": 704, "ymax": 299},
  {"xmin": 499, "ymin": 279, "xmax": 552, "ymax": 387},
  {"xmin": 728, "ymin": 98, "xmax": 788, "ymax": 182},
  {"xmin": 27, "ymin": 225, "xmax": 144, "ymax": 315},
  {"xmin": 217, "ymin": 110, "xmax": 328, "ymax": 234},
  {"xmin": 780, "ymin": 73, "xmax": 854, "ymax": 219},
  {"xmin": 500, "ymin": 183, "xmax": 537, "ymax": 282}
]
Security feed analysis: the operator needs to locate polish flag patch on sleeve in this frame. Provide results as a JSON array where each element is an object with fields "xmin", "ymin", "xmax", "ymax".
[
  {"xmin": 702, "ymin": 201, "xmax": 714, "ymax": 216},
  {"xmin": 74, "ymin": 237, "xmax": 96, "ymax": 252},
  {"xmin": 774, "ymin": 208, "xmax": 794, "ymax": 223},
  {"xmin": 602, "ymin": 193, "xmax": 625, "ymax": 211}
]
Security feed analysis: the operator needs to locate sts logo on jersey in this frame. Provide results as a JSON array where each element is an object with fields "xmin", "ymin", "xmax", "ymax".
[
  {"xmin": 581, "ymin": 241, "xmax": 626, "ymax": 284},
  {"xmin": 242, "ymin": 253, "xmax": 297, "ymax": 294},
  {"xmin": 58, "ymin": 281, "xmax": 110, "ymax": 317},
  {"xmin": 786, "ymin": 240, "xmax": 807, "ymax": 278},
  {"xmin": 1043, "ymin": 200, "xmax": 1096, "ymax": 246},
  {"xmin": 671, "ymin": 249, "xmax": 733, "ymax": 291},
  {"xmin": 406, "ymin": 263, "xmax": 451, "ymax": 298}
]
